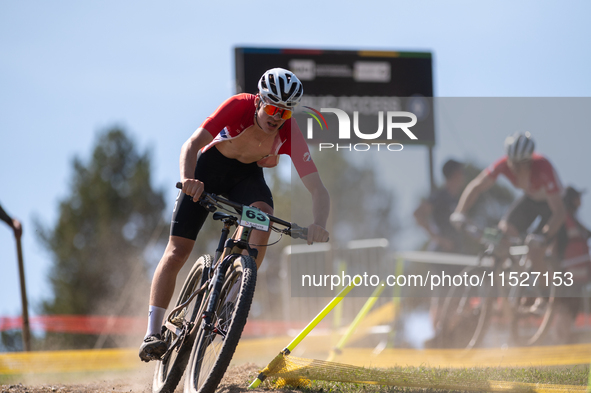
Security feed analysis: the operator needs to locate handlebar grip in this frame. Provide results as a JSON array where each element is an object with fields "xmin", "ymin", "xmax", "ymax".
[
  {"xmin": 290, "ymin": 227, "xmax": 329, "ymax": 242},
  {"xmin": 302, "ymin": 227, "xmax": 308, "ymax": 239},
  {"xmin": 176, "ymin": 182, "xmax": 183, "ymax": 190}
]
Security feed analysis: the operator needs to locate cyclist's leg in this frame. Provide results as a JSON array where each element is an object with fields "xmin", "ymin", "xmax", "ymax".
[
  {"xmin": 226, "ymin": 165, "xmax": 274, "ymax": 269},
  {"xmin": 151, "ymin": 189, "xmax": 210, "ymax": 311},
  {"xmin": 499, "ymin": 195, "xmax": 543, "ymax": 263},
  {"xmin": 248, "ymin": 201, "xmax": 273, "ymax": 268},
  {"xmin": 141, "ymin": 189, "xmax": 209, "ymax": 361},
  {"xmin": 149, "ymin": 236, "xmax": 196, "ymax": 309},
  {"xmin": 499, "ymin": 195, "xmax": 539, "ymax": 235},
  {"xmin": 527, "ymin": 200, "xmax": 554, "ymax": 271}
]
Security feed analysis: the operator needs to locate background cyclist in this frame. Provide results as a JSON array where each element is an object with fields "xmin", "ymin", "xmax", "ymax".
[
  {"xmin": 139, "ymin": 68, "xmax": 330, "ymax": 361},
  {"xmin": 549, "ymin": 186, "xmax": 591, "ymax": 344},
  {"xmin": 451, "ymin": 132, "xmax": 567, "ymax": 276},
  {"xmin": 414, "ymin": 159, "xmax": 466, "ymax": 253},
  {"xmin": 414, "ymin": 159, "xmax": 466, "ymax": 344}
]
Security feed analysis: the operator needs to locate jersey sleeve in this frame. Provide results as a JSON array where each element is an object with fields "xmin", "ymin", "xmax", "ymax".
[
  {"xmin": 200, "ymin": 95, "xmax": 249, "ymax": 138},
  {"xmin": 485, "ymin": 156, "xmax": 508, "ymax": 180},
  {"xmin": 285, "ymin": 120, "xmax": 318, "ymax": 178}
]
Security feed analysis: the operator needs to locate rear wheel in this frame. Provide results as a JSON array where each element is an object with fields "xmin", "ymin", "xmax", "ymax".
[
  {"xmin": 437, "ymin": 266, "xmax": 494, "ymax": 349},
  {"xmin": 184, "ymin": 255, "xmax": 257, "ymax": 393},
  {"xmin": 152, "ymin": 255, "xmax": 212, "ymax": 393}
]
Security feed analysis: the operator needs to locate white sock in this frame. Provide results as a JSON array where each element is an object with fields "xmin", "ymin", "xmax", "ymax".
[{"xmin": 145, "ymin": 305, "xmax": 167, "ymax": 338}]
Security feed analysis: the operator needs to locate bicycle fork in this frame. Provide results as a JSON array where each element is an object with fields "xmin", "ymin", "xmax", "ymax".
[
  {"xmin": 201, "ymin": 255, "xmax": 234, "ymax": 335},
  {"xmin": 200, "ymin": 220, "xmax": 257, "ymax": 339}
]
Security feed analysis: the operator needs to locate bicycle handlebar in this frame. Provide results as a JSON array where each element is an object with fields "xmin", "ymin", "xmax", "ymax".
[
  {"xmin": 462, "ymin": 222, "xmax": 522, "ymax": 247},
  {"xmin": 176, "ymin": 182, "xmax": 308, "ymax": 240}
]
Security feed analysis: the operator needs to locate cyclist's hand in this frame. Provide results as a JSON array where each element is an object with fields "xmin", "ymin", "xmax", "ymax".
[
  {"xmin": 182, "ymin": 179, "xmax": 205, "ymax": 202},
  {"xmin": 306, "ymin": 224, "xmax": 329, "ymax": 245},
  {"xmin": 449, "ymin": 212, "xmax": 467, "ymax": 231},
  {"xmin": 525, "ymin": 233, "xmax": 546, "ymax": 248}
]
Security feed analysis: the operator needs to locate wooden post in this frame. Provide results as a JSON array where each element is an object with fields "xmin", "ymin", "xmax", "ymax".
[
  {"xmin": 15, "ymin": 236, "xmax": 31, "ymax": 351},
  {"xmin": 428, "ymin": 145, "xmax": 435, "ymax": 193}
]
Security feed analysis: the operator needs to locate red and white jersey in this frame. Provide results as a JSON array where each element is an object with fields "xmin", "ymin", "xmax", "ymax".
[
  {"xmin": 199, "ymin": 93, "xmax": 318, "ymax": 178},
  {"xmin": 486, "ymin": 153, "xmax": 563, "ymax": 201}
]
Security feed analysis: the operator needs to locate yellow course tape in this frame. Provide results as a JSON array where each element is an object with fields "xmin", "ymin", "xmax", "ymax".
[
  {"xmin": 0, "ymin": 348, "xmax": 140, "ymax": 375},
  {"xmin": 1, "ymin": 345, "xmax": 588, "ymax": 392},
  {"xmin": 3, "ymin": 343, "xmax": 590, "ymax": 376}
]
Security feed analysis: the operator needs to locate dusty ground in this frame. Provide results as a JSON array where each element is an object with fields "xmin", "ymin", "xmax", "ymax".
[{"xmin": 0, "ymin": 363, "xmax": 268, "ymax": 393}]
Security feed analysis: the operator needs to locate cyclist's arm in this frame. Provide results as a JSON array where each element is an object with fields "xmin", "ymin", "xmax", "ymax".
[
  {"xmin": 414, "ymin": 200, "xmax": 434, "ymax": 236},
  {"xmin": 454, "ymin": 169, "xmax": 495, "ymax": 214},
  {"xmin": 543, "ymin": 191, "xmax": 567, "ymax": 239},
  {"xmin": 180, "ymin": 128, "xmax": 214, "ymax": 201},
  {"xmin": 300, "ymin": 172, "xmax": 330, "ymax": 244}
]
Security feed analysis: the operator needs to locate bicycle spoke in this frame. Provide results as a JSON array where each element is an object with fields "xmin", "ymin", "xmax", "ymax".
[
  {"xmin": 153, "ymin": 256, "xmax": 210, "ymax": 393},
  {"xmin": 186, "ymin": 256, "xmax": 256, "ymax": 393}
]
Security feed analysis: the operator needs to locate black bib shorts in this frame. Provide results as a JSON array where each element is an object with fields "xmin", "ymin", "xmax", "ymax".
[{"xmin": 170, "ymin": 146, "xmax": 274, "ymax": 240}]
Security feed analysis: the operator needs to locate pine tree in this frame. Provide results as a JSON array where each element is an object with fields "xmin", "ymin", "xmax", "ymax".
[{"xmin": 36, "ymin": 128, "xmax": 166, "ymax": 348}]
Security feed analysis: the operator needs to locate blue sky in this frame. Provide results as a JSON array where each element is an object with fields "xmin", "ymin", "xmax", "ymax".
[{"xmin": 1, "ymin": 0, "xmax": 590, "ymax": 317}]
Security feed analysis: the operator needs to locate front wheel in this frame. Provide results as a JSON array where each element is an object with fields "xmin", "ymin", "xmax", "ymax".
[
  {"xmin": 184, "ymin": 255, "xmax": 257, "ymax": 393},
  {"xmin": 152, "ymin": 255, "xmax": 212, "ymax": 393},
  {"xmin": 510, "ymin": 265, "xmax": 556, "ymax": 346},
  {"xmin": 437, "ymin": 266, "xmax": 494, "ymax": 349}
]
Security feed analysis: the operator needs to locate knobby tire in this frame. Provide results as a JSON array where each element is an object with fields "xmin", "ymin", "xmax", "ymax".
[
  {"xmin": 152, "ymin": 255, "xmax": 212, "ymax": 393},
  {"xmin": 438, "ymin": 265, "xmax": 494, "ymax": 350},
  {"xmin": 184, "ymin": 255, "xmax": 257, "ymax": 393},
  {"xmin": 510, "ymin": 261, "xmax": 556, "ymax": 346}
]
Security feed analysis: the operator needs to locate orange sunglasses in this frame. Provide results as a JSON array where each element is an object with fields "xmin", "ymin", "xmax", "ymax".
[{"xmin": 261, "ymin": 99, "xmax": 293, "ymax": 120}]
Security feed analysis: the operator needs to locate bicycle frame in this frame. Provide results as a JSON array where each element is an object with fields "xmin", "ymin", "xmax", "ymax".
[
  {"xmin": 160, "ymin": 217, "xmax": 256, "ymax": 360},
  {"xmin": 159, "ymin": 189, "xmax": 305, "ymax": 362}
]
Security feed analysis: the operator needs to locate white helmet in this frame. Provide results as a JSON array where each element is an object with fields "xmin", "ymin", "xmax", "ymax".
[
  {"xmin": 505, "ymin": 132, "xmax": 535, "ymax": 162},
  {"xmin": 258, "ymin": 68, "xmax": 303, "ymax": 109}
]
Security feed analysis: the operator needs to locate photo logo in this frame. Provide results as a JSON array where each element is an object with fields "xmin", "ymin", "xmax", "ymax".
[
  {"xmin": 303, "ymin": 106, "xmax": 328, "ymax": 131},
  {"xmin": 303, "ymin": 108, "xmax": 418, "ymax": 152}
]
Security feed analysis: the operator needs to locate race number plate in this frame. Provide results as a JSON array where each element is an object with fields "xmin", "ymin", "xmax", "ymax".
[{"xmin": 240, "ymin": 206, "xmax": 270, "ymax": 232}]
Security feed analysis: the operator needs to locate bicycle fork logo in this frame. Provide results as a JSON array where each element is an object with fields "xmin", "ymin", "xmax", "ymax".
[{"xmin": 303, "ymin": 107, "xmax": 418, "ymax": 151}]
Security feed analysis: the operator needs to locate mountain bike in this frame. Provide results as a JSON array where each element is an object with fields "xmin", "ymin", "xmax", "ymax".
[
  {"xmin": 152, "ymin": 184, "xmax": 309, "ymax": 393},
  {"xmin": 434, "ymin": 224, "xmax": 556, "ymax": 349}
]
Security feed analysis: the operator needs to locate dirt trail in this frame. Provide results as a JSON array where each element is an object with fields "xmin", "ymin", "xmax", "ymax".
[{"xmin": 0, "ymin": 363, "xmax": 268, "ymax": 393}]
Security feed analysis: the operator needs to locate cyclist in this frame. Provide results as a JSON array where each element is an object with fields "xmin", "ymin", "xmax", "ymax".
[
  {"xmin": 0, "ymin": 202, "xmax": 22, "ymax": 239},
  {"xmin": 414, "ymin": 159, "xmax": 466, "ymax": 346},
  {"xmin": 414, "ymin": 159, "xmax": 465, "ymax": 253},
  {"xmin": 561, "ymin": 186, "xmax": 591, "ymax": 279},
  {"xmin": 550, "ymin": 186, "xmax": 591, "ymax": 344},
  {"xmin": 139, "ymin": 68, "xmax": 330, "ymax": 361},
  {"xmin": 451, "ymin": 132, "xmax": 567, "ymax": 275}
]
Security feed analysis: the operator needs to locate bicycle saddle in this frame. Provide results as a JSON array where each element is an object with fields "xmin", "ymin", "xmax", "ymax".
[{"xmin": 213, "ymin": 212, "xmax": 236, "ymax": 222}]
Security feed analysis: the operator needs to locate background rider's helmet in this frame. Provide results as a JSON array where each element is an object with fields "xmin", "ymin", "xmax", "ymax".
[
  {"xmin": 504, "ymin": 132, "xmax": 535, "ymax": 162},
  {"xmin": 257, "ymin": 68, "xmax": 303, "ymax": 109}
]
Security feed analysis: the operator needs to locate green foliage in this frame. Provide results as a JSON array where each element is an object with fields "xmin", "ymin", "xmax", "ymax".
[{"xmin": 35, "ymin": 128, "xmax": 166, "ymax": 348}]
